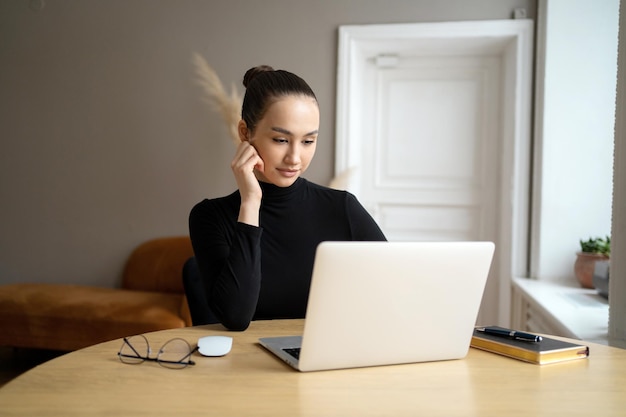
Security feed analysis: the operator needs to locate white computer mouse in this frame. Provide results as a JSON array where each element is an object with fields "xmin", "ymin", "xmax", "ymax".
[{"xmin": 197, "ymin": 335, "xmax": 233, "ymax": 357}]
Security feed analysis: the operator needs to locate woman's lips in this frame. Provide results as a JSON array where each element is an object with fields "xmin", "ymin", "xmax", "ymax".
[{"xmin": 277, "ymin": 169, "xmax": 300, "ymax": 178}]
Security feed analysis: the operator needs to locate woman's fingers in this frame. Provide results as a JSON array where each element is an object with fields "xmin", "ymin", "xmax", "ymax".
[
  {"xmin": 231, "ymin": 142, "xmax": 258, "ymax": 172},
  {"xmin": 231, "ymin": 141, "xmax": 262, "ymax": 202}
]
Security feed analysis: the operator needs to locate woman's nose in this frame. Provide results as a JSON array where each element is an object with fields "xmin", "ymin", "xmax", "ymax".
[{"xmin": 285, "ymin": 144, "xmax": 301, "ymax": 165}]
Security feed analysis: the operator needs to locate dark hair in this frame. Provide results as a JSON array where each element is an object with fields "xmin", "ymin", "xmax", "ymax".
[{"xmin": 241, "ymin": 65, "xmax": 318, "ymax": 133}]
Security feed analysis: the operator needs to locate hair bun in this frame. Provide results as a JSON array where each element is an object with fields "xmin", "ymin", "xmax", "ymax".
[{"xmin": 243, "ymin": 65, "xmax": 275, "ymax": 88}]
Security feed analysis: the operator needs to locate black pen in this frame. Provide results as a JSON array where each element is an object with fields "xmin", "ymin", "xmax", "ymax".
[{"xmin": 476, "ymin": 326, "xmax": 543, "ymax": 343}]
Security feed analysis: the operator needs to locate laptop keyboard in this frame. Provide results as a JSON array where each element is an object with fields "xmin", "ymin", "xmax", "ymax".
[{"xmin": 283, "ymin": 347, "xmax": 301, "ymax": 359}]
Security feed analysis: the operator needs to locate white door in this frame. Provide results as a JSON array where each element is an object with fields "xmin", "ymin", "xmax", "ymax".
[
  {"xmin": 361, "ymin": 56, "xmax": 500, "ymax": 242},
  {"xmin": 335, "ymin": 20, "xmax": 534, "ymax": 325}
]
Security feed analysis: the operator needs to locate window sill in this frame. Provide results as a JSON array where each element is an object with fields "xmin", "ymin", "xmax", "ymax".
[{"xmin": 512, "ymin": 277, "xmax": 609, "ymax": 345}]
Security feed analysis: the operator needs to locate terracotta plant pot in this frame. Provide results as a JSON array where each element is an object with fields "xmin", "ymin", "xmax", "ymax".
[{"xmin": 574, "ymin": 252, "xmax": 610, "ymax": 289}]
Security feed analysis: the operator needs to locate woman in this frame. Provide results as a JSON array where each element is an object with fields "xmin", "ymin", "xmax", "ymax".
[{"xmin": 189, "ymin": 65, "xmax": 386, "ymax": 330}]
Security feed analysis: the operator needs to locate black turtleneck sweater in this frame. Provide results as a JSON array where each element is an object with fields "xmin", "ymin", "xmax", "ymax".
[{"xmin": 189, "ymin": 178, "xmax": 386, "ymax": 330}]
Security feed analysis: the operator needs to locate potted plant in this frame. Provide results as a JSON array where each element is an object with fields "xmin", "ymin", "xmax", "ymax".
[{"xmin": 574, "ymin": 236, "xmax": 610, "ymax": 289}]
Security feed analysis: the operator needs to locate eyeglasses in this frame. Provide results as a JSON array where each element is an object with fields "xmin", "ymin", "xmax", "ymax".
[{"xmin": 118, "ymin": 334, "xmax": 199, "ymax": 369}]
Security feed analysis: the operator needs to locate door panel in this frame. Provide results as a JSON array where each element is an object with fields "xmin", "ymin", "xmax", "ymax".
[{"xmin": 363, "ymin": 57, "xmax": 500, "ymax": 244}]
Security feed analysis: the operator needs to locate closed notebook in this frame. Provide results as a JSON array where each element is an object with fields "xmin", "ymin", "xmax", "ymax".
[{"xmin": 470, "ymin": 326, "xmax": 590, "ymax": 365}]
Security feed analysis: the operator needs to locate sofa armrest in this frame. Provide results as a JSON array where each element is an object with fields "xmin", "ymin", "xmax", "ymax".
[
  {"xmin": 180, "ymin": 295, "xmax": 193, "ymax": 327},
  {"xmin": 122, "ymin": 236, "xmax": 193, "ymax": 294}
]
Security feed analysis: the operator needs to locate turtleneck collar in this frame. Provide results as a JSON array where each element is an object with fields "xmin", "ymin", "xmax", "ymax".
[{"xmin": 259, "ymin": 177, "xmax": 306, "ymax": 201}]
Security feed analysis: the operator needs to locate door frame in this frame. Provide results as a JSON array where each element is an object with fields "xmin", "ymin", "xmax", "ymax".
[{"xmin": 335, "ymin": 20, "xmax": 534, "ymax": 325}]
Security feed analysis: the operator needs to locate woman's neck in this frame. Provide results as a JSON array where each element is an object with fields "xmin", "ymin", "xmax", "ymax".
[{"xmin": 258, "ymin": 177, "xmax": 305, "ymax": 200}]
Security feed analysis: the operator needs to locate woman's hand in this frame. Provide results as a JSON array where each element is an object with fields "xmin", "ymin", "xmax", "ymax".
[{"xmin": 231, "ymin": 141, "xmax": 264, "ymax": 226}]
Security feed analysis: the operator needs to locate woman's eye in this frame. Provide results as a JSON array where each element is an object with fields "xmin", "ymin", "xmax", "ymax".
[
  {"xmin": 273, "ymin": 138, "xmax": 288, "ymax": 144},
  {"xmin": 304, "ymin": 139, "xmax": 316, "ymax": 145}
]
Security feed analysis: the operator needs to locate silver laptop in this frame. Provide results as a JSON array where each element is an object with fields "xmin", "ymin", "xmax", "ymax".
[{"xmin": 259, "ymin": 241, "xmax": 495, "ymax": 372}]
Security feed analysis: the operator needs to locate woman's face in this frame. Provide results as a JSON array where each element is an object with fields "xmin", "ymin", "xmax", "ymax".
[{"xmin": 248, "ymin": 95, "xmax": 319, "ymax": 187}]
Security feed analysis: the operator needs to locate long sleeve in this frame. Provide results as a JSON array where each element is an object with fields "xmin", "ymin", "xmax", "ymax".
[{"xmin": 189, "ymin": 197, "xmax": 262, "ymax": 330}]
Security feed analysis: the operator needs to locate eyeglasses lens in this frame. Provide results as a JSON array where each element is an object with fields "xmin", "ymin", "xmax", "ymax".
[
  {"xmin": 119, "ymin": 335, "xmax": 149, "ymax": 364},
  {"xmin": 158, "ymin": 338, "xmax": 192, "ymax": 369}
]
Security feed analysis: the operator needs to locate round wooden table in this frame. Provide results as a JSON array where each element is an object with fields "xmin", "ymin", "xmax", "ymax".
[{"xmin": 0, "ymin": 319, "xmax": 624, "ymax": 416}]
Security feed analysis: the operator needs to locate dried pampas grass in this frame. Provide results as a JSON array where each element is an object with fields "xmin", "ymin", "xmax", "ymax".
[
  {"xmin": 328, "ymin": 167, "xmax": 357, "ymax": 190},
  {"xmin": 192, "ymin": 53, "xmax": 242, "ymax": 146}
]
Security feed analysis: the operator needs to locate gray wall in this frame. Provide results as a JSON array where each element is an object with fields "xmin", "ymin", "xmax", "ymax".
[{"xmin": 0, "ymin": 0, "xmax": 535, "ymax": 287}]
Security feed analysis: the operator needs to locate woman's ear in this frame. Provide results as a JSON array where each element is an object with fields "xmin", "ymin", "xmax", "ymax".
[{"xmin": 238, "ymin": 120, "xmax": 249, "ymax": 142}]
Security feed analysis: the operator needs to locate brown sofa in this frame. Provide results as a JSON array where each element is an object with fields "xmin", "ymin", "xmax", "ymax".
[{"xmin": 0, "ymin": 236, "xmax": 195, "ymax": 352}]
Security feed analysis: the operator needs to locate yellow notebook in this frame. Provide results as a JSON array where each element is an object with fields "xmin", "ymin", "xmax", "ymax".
[{"xmin": 470, "ymin": 326, "xmax": 589, "ymax": 365}]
